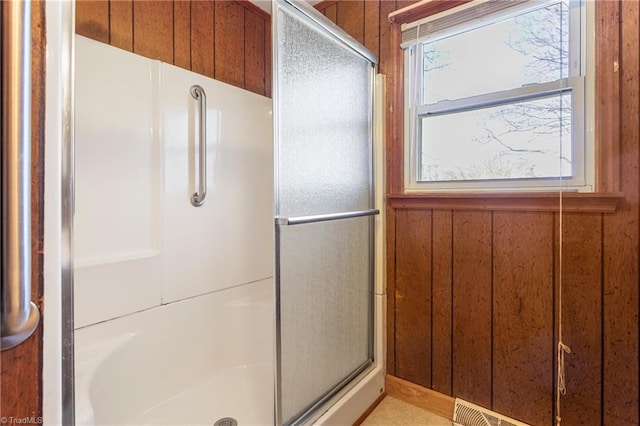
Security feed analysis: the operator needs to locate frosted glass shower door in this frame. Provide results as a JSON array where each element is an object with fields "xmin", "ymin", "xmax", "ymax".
[{"xmin": 273, "ymin": 1, "xmax": 378, "ymax": 424}]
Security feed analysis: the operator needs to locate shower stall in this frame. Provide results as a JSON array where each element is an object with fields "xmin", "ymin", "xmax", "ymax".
[{"xmin": 57, "ymin": 0, "xmax": 385, "ymax": 424}]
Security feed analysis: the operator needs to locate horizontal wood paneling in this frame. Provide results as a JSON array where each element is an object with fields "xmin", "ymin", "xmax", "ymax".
[{"xmin": 76, "ymin": 0, "xmax": 271, "ymax": 97}]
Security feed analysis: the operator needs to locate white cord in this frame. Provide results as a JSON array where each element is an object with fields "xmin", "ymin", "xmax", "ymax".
[{"xmin": 556, "ymin": 10, "xmax": 572, "ymax": 421}]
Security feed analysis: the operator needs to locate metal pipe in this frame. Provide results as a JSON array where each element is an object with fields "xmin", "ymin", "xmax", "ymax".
[{"xmin": 1, "ymin": 0, "xmax": 40, "ymax": 351}]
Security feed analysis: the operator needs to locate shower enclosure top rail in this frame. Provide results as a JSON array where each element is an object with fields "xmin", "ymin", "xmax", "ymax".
[
  {"xmin": 1, "ymin": 0, "xmax": 41, "ymax": 351},
  {"xmin": 280, "ymin": 0, "xmax": 378, "ymax": 65}
]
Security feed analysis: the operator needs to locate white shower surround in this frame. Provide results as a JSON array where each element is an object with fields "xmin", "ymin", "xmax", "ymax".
[{"xmin": 73, "ymin": 36, "xmax": 275, "ymax": 424}]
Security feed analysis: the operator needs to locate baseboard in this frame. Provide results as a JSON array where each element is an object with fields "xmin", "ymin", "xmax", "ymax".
[
  {"xmin": 352, "ymin": 392, "xmax": 387, "ymax": 426},
  {"xmin": 385, "ymin": 374, "xmax": 455, "ymax": 421}
]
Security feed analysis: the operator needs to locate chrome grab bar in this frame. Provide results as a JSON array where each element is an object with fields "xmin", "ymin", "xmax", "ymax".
[
  {"xmin": 190, "ymin": 85, "xmax": 207, "ymax": 207},
  {"xmin": 276, "ymin": 209, "xmax": 380, "ymax": 226},
  {"xmin": 1, "ymin": 0, "xmax": 40, "ymax": 351}
]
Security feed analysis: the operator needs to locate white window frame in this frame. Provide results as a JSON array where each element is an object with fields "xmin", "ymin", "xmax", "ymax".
[{"xmin": 403, "ymin": 0, "xmax": 595, "ymax": 193}]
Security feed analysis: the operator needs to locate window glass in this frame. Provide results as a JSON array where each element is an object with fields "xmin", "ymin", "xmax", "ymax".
[
  {"xmin": 404, "ymin": 0, "xmax": 590, "ymax": 192},
  {"xmin": 419, "ymin": 93, "xmax": 572, "ymax": 182},
  {"xmin": 423, "ymin": 2, "xmax": 569, "ymax": 105}
]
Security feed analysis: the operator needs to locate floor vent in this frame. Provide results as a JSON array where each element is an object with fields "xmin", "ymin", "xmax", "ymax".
[{"xmin": 453, "ymin": 399, "xmax": 530, "ymax": 426}]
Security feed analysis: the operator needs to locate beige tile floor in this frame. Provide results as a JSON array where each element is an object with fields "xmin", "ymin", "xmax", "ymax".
[{"xmin": 361, "ymin": 396, "xmax": 454, "ymax": 426}]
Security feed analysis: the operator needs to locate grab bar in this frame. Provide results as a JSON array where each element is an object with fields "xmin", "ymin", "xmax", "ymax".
[
  {"xmin": 1, "ymin": 0, "xmax": 41, "ymax": 351},
  {"xmin": 276, "ymin": 209, "xmax": 380, "ymax": 226},
  {"xmin": 190, "ymin": 85, "xmax": 207, "ymax": 207}
]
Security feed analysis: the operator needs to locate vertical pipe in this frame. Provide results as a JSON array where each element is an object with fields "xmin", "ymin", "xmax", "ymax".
[{"xmin": 1, "ymin": 0, "xmax": 40, "ymax": 351}]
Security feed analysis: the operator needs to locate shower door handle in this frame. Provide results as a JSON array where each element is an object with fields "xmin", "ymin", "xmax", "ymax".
[
  {"xmin": 276, "ymin": 209, "xmax": 380, "ymax": 226},
  {"xmin": 190, "ymin": 85, "xmax": 207, "ymax": 207}
]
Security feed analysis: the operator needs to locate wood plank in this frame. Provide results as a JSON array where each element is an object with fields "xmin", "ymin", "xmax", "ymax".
[
  {"xmin": 378, "ymin": 0, "xmax": 395, "ymax": 77},
  {"xmin": 133, "ymin": 0, "xmax": 174, "ymax": 64},
  {"xmin": 314, "ymin": 0, "xmax": 339, "ymax": 12},
  {"xmin": 235, "ymin": 0, "xmax": 270, "ymax": 21},
  {"xmin": 265, "ymin": 22, "xmax": 272, "ymax": 98},
  {"xmin": 431, "ymin": 210, "xmax": 452, "ymax": 395},
  {"xmin": 492, "ymin": 212, "xmax": 554, "ymax": 426},
  {"xmin": 1, "ymin": 2, "xmax": 46, "ymax": 419},
  {"xmin": 603, "ymin": 1, "xmax": 640, "ymax": 424},
  {"xmin": 386, "ymin": 375, "xmax": 455, "ymax": 420},
  {"xmin": 110, "ymin": 0, "xmax": 133, "ymax": 51},
  {"xmin": 244, "ymin": 11, "xmax": 266, "ymax": 95},
  {"xmin": 75, "ymin": 0, "xmax": 109, "ymax": 43},
  {"xmin": 214, "ymin": 0, "xmax": 245, "ymax": 88},
  {"xmin": 364, "ymin": 0, "xmax": 380, "ymax": 60},
  {"xmin": 394, "ymin": 209, "xmax": 432, "ymax": 388},
  {"xmin": 337, "ymin": 1, "xmax": 365, "ymax": 44},
  {"xmin": 324, "ymin": 3, "xmax": 337, "ymax": 23},
  {"xmin": 173, "ymin": 0, "xmax": 191, "ymax": 70},
  {"xmin": 395, "ymin": 0, "xmax": 423, "ymax": 9},
  {"xmin": 386, "ymin": 206, "xmax": 397, "ymax": 374},
  {"xmin": 452, "ymin": 211, "xmax": 492, "ymax": 408},
  {"xmin": 191, "ymin": 0, "xmax": 214, "ymax": 78},
  {"xmin": 555, "ymin": 213, "xmax": 602, "ymax": 425},
  {"xmin": 380, "ymin": 0, "xmax": 405, "ymax": 194},
  {"xmin": 386, "ymin": 192, "xmax": 622, "ymax": 213},
  {"xmin": 595, "ymin": 0, "xmax": 621, "ymax": 192}
]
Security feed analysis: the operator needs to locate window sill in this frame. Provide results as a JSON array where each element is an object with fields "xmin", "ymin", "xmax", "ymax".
[{"xmin": 386, "ymin": 192, "xmax": 623, "ymax": 213}]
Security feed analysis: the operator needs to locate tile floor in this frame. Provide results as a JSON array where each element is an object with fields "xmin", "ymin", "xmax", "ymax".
[{"xmin": 361, "ymin": 396, "xmax": 453, "ymax": 426}]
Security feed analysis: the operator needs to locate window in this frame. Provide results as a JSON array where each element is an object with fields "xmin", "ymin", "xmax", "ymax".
[{"xmin": 403, "ymin": 0, "xmax": 593, "ymax": 192}]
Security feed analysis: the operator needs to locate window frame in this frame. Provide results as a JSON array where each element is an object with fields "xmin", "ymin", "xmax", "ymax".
[{"xmin": 403, "ymin": 0, "xmax": 595, "ymax": 193}]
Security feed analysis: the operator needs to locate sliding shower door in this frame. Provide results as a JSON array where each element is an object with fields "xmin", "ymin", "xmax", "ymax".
[{"xmin": 273, "ymin": 1, "xmax": 377, "ymax": 424}]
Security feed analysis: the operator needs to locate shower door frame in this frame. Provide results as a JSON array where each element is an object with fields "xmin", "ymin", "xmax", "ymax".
[
  {"xmin": 42, "ymin": 1, "xmax": 76, "ymax": 425},
  {"xmin": 272, "ymin": 1, "xmax": 380, "ymax": 424}
]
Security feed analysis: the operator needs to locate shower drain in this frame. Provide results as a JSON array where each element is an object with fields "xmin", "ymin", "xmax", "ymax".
[{"xmin": 214, "ymin": 417, "xmax": 238, "ymax": 426}]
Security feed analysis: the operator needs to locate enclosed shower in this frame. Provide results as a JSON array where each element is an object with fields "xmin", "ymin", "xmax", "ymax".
[{"xmin": 69, "ymin": 0, "xmax": 385, "ymax": 424}]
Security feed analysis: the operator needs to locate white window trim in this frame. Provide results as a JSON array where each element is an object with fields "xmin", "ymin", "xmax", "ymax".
[{"xmin": 403, "ymin": 0, "xmax": 595, "ymax": 193}]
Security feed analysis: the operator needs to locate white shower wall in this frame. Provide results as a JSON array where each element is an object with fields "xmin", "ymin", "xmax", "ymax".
[{"xmin": 74, "ymin": 36, "xmax": 273, "ymax": 328}]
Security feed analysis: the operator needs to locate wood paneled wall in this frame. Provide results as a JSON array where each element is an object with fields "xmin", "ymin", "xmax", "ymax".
[
  {"xmin": 0, "ymin": 1, "xmax": 46, "ymax": 420},
  {"xmin": 316, "ymin": 0, "xmax": 640, "ymax": 424},
  {"xmin": 76, "ymin": 0, "xmax": 272, "ymax": 97}
]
